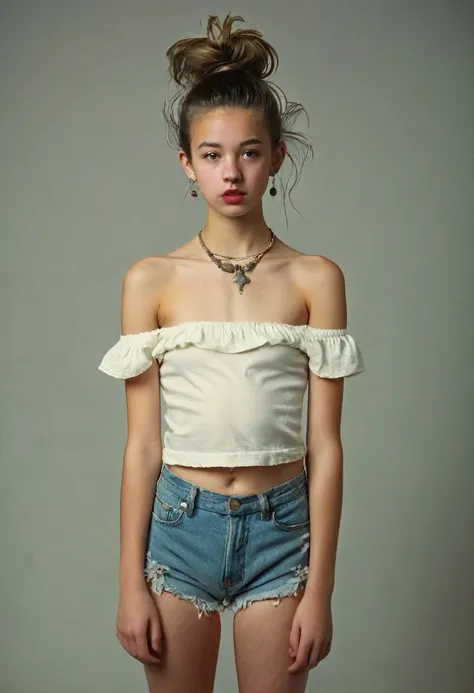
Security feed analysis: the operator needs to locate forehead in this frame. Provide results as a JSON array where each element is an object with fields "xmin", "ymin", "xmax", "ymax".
[{"xmin": 190, "ymin": 107, "xmax": 269, "ymax": 145}]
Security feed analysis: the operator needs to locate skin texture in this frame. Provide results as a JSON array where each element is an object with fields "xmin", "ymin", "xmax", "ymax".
[{"xmin": 116, "ymin": 106, "xmax": 346, "ymax": 692}]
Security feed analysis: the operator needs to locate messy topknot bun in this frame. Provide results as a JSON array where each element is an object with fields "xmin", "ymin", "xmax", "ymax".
[
  {"xmin": 166, "ymin": 14, "xmax": 278, "ymax": 88},
  {"xmin": 163, "ymin": 14, "xmax": 313, "ymax": 217}
]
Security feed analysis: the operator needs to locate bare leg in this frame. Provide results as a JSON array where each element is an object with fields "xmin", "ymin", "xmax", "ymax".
[
  {"xmin": 143, "ymin": 583, "xmax": 222, "ymax": 693},
  {"xmin": 233, "ymin": 590, "xmax": 309, "ymax": 693}
]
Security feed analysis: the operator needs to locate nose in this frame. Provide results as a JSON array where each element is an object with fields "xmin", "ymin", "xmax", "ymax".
[{"xmin": 222, "ymin": 157, "xmax": 242, "ymax": 183}]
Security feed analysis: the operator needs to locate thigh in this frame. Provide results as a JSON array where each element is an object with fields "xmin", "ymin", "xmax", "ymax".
[
  {"xmin": 233, "ymin": 591, "xmax": 309, "ymax": 693},
  {"xmin": 143, "ymin": 584, "xmax": 222, "ymax": 693}
]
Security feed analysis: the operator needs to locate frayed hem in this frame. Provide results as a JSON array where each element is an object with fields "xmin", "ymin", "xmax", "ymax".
[
  {"xmin": 144, "ymin": 552, "xmax": 225, "ymax": 619},
  {"xmin": 151, "ymin": 584, "xmax": 226, "ymax": 619},
  {"xmin": 144, "ymin": 552, "xmax": 310, "ymax": 618},
  {"xmin": 230, "ymin": 565, "xmax": 309, "ymax": 614}
]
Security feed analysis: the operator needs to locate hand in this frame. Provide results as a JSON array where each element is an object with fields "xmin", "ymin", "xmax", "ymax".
[
  {"xmin": 116, "ymin": 585, "xmax": 163, "ymax": 665},
  {"xmin": 288, "ymin": 591, "xmax": 333, "ymax": 675}
]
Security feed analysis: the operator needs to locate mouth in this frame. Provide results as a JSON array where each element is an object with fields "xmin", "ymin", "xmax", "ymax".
[{"xmin": 222, "ymin": 190, "xmax": 247, "ymax": 204}]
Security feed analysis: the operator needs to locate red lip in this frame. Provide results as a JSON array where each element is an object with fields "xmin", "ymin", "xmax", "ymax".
[{"xmin": 222, "ymin": 190, "xmax": 246, "ymax": 196}]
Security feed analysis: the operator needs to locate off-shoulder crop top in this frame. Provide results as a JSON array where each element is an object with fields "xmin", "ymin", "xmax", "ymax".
[{"xmin": 98, "ymin": 321, "xmax": 364, "ymax": 468}]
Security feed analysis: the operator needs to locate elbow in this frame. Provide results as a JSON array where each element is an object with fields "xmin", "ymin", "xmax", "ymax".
[{"xmin": 305, "ymin": 440, "xmax": 343, "ymax": 469}]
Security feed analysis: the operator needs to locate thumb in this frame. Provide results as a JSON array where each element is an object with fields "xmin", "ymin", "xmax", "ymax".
[
  {"xmin": 150, "ymin": 615, "xmax": 163, "ymax": 654},
  {"xmin": 288, "ymin": 623, "xmax": 300, "ymax": 656}
]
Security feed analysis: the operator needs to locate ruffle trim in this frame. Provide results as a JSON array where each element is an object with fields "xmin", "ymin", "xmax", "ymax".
[{"xmin": 97, "ymin": 321, "xmax": 365, "ymax": 380}]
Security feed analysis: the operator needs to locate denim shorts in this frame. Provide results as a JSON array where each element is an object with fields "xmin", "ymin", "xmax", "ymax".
[{"xmin": 143, "ymin": 463, "xmax": 311, "ymax": 619}]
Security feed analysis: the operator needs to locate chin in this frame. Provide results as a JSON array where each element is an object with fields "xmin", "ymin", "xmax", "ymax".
[
  {"xmin": 220, "ymin": 206, "xmax": 249, "ymax": 216},
  {"xmin": 218, "ymin": 199, "xmax": 257, "ymax": 215}
]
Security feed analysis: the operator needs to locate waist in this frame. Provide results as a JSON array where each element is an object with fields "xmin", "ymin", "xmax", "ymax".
[{"xmin": 163, "ymin": 456, "xmax": 306, "ymax": 496}]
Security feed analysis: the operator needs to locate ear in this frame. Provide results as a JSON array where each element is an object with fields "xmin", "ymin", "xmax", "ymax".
[
  {"xmin": 271, "ymin": 140, "xmax": 287, "ymax": 175},
  {"xmin": 178, "ymin": 150, "xmax": 196, "ymax": 181}
]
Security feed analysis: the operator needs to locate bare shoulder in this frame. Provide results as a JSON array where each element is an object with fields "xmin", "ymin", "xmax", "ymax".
[
  {"xmin": 121, "ymin": 255, "xmax": 174, "ymax": 334},
  {"xmin": 122, "ymin": 244, "xmax": 193, "ymax": 288},
  {"xmin": 292, "ymin": 252, "xmax": 344, "ymax": 279},
  {"xmin": 123, "ymin": 254, "xmax": 173, "ymax": 285},
  {"xmin": 291, "ymin": 254, "xmax": 347, "ymax": 329}
]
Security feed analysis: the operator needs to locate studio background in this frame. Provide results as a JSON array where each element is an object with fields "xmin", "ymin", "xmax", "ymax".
[{"xmin": 1, "ymin": 1, "xmax": 473, "ymax": 691}]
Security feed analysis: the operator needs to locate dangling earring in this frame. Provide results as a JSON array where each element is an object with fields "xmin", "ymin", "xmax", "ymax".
[
  {"xmin": 269, "ymin": 174, "xmax": 277, "ymax": 197},
  {"xmin": 189, "ymin": 179, "xmax": 198, "ymax": 197}
]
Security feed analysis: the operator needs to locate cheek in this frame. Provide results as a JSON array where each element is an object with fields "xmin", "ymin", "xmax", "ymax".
[
  {"xmin": 199, "ymin": 175, "xmax": 221, "ymax": 196},
  {"xmin": 193, "ymin": 164, "xmax": 218, "ymax": 187},
  {"xmin": 248, "ymin": 162, "xmax": 271, "ymax": 189},
  {"xmin": 196, "ymin": 159, "xmax": 220, "ymax": 175}
]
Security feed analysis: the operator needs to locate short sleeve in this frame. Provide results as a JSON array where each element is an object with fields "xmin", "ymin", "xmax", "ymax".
[
  {"xmin": 302, "ymin": 328, "xmax": 365, "ymax": 378},
  {"xmin": 97, "ymin": 329, "xmax": 161, "ymax": 379}
]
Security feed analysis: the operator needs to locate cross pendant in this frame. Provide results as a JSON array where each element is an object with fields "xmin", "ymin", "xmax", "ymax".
[{"xmin": 233, "ymin": 268, "xmax": 250, "ymax": 294}]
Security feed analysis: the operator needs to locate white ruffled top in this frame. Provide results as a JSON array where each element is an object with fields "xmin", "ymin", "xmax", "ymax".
[
  {"xmin": 98, "ymin": 320, "xmax": 364, "ymax": 380},
  {"xmin": 98, "ymin": 321, "xmax": 364, "ymax": 468}
]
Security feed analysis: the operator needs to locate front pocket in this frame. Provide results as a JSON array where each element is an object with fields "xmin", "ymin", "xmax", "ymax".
[
  {"xmin": 271, "ymin": 492, "xmax": 310, "ymax": 531},
  {"xmin": 152, "ymin": 494, "xmax": 186, "ymax": 526}
]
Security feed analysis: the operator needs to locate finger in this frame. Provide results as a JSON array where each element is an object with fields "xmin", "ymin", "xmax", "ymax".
[
  {"xmin": 288, "ymin": 626, "xmax": 300, "ymax": 656},
  {"xmin": 288, "ymin": 643, "xmax": 311, "ymax": 674},
  {"xmin": 121, "ymin": 634, "xmax": 138, "ymax": 657},
  {"xmin": 149, "ymin": 615, "xmax": 163, "ymax": 655},
  {"xmin": 118, "ymin": 630, "xmax": 138, "ymax": 659},
  {"xmin": 136, "ymin": 632, "xmax": 161, "ymax": 665},
  {"xmin": 116, "ymin": 631, "xmax": 128, "ymax": 654},
  {"xmin": 306, "ymin": 643, "xmax": 317, "ymax": 669},
  {"xmin": 320, "ymin": 639, "xmax": 331, "ymax": 661}
]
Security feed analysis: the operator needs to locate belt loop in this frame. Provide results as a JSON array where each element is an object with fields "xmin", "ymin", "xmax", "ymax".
[
  {"xmin": 258, "ymin": 492, "xmax": 271, "ymax": 521},
  {"xmin": 181, "ymin": 485, "xmax": 197, "ymax": 517}
]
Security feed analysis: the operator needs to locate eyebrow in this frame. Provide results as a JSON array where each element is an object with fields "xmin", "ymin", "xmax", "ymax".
[{"xmin": 197, "ymin": 138, "xmax": 264, "ymax": 150}]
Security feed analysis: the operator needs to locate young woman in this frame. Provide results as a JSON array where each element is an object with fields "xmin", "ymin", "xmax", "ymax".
[{"xmin": 99, "ymin": 14, "xmax": 364, "ymax": 693}]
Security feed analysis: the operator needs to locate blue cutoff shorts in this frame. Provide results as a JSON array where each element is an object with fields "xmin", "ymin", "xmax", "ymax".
[{"xmin": 143, "ymin": 463, "xmax": 311, "ymax": 618}]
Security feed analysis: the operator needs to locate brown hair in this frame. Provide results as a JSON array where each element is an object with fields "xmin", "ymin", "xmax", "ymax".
[{"xmin": 163, "ymin": 14, "xmax": 313, "ymax": 220}]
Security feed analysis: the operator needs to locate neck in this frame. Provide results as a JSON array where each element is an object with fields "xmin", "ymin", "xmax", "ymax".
[{"xmin": 198, "ymin": 204, "xmax": 273, "ymax": 257}]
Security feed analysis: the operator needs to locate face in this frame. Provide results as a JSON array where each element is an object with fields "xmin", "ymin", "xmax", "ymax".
[{"xmin": 178, "ymin": 107, "xmax": 286, "ymax": 216}]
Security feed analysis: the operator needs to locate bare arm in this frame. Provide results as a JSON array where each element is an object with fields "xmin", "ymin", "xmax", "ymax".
[
  {"xmin": 303, "ymin": 257, "xmax": 347, "ymax": 599},
  {"xmin": 118, "ymin": 259, "xmax": 163, "ymax": 592}
]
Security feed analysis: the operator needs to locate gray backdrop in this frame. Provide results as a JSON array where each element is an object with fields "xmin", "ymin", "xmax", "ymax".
[{"xmin": 2, "ymin": 1, "xmax": 473, "ymax": 692}]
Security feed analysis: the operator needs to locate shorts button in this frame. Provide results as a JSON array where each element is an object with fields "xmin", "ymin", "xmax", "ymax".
[
  {"xmin": 229, "ymin": 498, "xmax": 240, "ymax": 510},
  {"xmin": 224, "ymin": 578, "xmax": 232, "ymax": 587}
]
